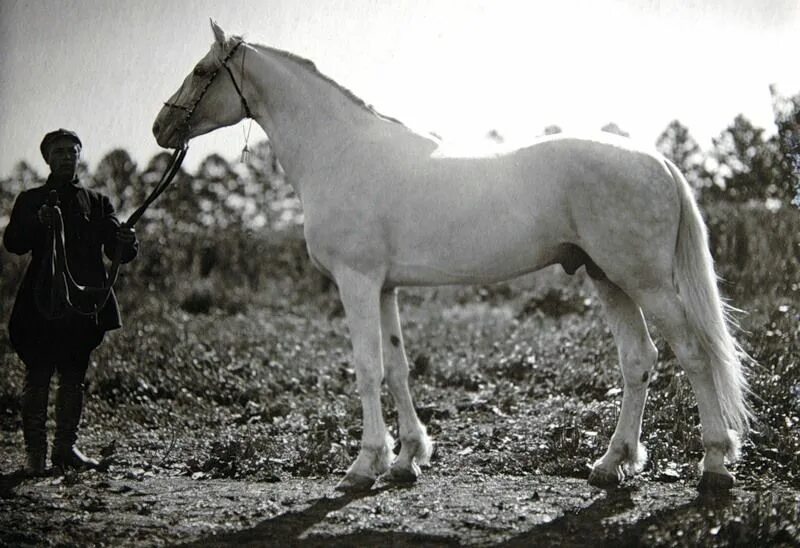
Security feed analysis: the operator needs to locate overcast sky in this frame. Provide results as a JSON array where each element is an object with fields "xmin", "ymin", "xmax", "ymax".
[{"xmin": 1, "ymin": 0, "xmax": 798, "ymax": 178}]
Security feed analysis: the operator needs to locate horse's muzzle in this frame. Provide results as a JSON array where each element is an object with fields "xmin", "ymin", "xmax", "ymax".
[{"xmin": 152, "ymin": 119, "xmax": 186, "ymax": 149}]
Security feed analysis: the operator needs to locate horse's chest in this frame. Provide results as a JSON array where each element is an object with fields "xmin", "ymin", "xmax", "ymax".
[
  {"xmin": 303, "ymin": 226, "xmax": 333, "ymax": 275},
  {"xmin": 303, "ymin": 211, "xmax": 388, "ymax": 278},
  {"xmin": 306, "ymin": 247, "xmax": 333, "ymax": 279}
]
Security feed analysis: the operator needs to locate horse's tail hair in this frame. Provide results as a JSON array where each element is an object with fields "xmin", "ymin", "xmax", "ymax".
[{"xmin": 666, "ymin": 160, "xmax": 752, "ymax": 449}]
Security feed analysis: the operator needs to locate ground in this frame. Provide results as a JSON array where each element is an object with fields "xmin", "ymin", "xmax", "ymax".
[
  {"xmin": 2, "ymin": 469, "xmax": 798, "ymax": 547},
  {"xmin": 1, "ymin": 251, "xmax": 799, "ymax": 546}
]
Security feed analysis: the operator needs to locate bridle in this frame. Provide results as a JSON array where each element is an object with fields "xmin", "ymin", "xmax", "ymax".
[
  {"xmin": 34, "ymin": 41, "xmax": 256, "ymax": 321},
  {"xmin": 163, "ymin": 39, "xmax": 254, "ymax": 138}
]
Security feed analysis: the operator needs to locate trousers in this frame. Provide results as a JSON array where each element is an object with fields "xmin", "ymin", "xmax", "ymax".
[{"xmin": 15, "ymin": 315, "xmax": 104, "ymax": 387}]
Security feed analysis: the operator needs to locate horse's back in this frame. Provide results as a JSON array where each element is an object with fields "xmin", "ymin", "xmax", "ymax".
[
  {"xmin": 410, "ymin": 133, "xmax": 680, "ymax": 288},
  {"xmin": 306, "ymin": 128, "xmax": 682, "ymax": 288}
]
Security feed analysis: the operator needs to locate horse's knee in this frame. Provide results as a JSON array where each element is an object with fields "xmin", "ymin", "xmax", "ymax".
[
  {"xmin": 355, "ymin": 364, "xmax": 384, "ymax": 393},
  {"xmin": 385, "ymin": 363, "xmax": 408, "ymax": 392}
]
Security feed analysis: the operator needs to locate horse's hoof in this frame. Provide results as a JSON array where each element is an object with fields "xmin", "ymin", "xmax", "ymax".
[
  {"xmin": 698, "ymin": 471, "xmax": 735, "ymax": 492},
  {"xmin": 335, "ymin": 472, "xmax": 376, "ymax": 493},
  {"xmin": 382, "ymin": 463, "xmax": 420, "ymax": 484},
  {"xmin": 588, "ymin": 466, "xmax": 623, "ymax": 487}
]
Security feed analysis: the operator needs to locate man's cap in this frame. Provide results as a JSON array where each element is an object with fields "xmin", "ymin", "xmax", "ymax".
[{"xmin": 40, "ymin": 129, "xmax": 82, "ymax": 160}]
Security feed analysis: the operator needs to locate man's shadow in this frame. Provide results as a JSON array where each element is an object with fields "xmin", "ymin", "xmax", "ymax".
[
  {"xmin": 0, "ymin": 470, "xmax": 28, "ymax": 499},
  {"xmin": 181, "ymin": 484, "xmax": 459, "ymax": 547}
]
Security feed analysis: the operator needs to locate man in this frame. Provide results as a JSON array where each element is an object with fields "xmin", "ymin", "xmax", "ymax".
[{"xmin": 3, "ymin": 129, "xmax": 138, "ymax": 475}]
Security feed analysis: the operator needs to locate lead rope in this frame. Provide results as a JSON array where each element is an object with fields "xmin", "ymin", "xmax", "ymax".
[{"xmin": 34, "ymin": 145, "xmax": 188, "ymax": 320}]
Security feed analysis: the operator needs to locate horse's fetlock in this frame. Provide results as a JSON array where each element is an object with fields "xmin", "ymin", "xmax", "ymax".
[
  {"xmin": 355, "ymin": 444, "xmax": 393, "ymax": 477},
  {"xmin": 621, "ymin": 442, "xmax": 647, "ymax": 473},
  {"xmin": 703, "ymin": 430, "xmax": 740, "ymax": 464},
  {"xmin": 399, "ymin": 436, "xmax": 420, "ymax": 455},
  {"xmin": 602, "ymin": 439, "xmax": 646, "ymax": 474},
  {"xmin": 397, "ymin": 428, "xmax": 433, "ymax": 463}
]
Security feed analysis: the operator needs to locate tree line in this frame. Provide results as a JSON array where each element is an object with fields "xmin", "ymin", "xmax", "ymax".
[
  {"xmin": 0, "ymin": 140, "xmax": 300, "ymax": 235},
  {"xmin": 655, "ymin": 85, "xmax": 798, "ymax": 205},
  {"xmin": 1, "ymin": 87, "xmax": 798, "ymax": 236},
  {"xmin": 551, "ymin": 87, "xmax": 798, "ymax": 206}
]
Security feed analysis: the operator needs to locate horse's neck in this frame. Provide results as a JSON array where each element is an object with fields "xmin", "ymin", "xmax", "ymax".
[{"xmin": 245, "ymin": 47, "xmax": 429, "ymax": 193}]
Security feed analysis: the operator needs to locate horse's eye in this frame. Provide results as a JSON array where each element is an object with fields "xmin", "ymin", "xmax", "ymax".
[{"xmin": 193, "ymin": 66, "xmax": 207, "ymax": 77}]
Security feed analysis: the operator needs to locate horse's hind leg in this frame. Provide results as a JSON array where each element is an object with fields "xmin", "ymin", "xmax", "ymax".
[
  {"xmin": 634, "ymin": 287, "xmax": 739, "ymax": 490},
  {"xmin": 589, "ymin": 280, "xmax": 658, "ymax": 486},
  {"xmin": 379, "ymin": 289, "xmax": 433, "ymax": 483},
  {"xmin": 334, "ymin": 268, "xmax": 395, "ymax": 492}
]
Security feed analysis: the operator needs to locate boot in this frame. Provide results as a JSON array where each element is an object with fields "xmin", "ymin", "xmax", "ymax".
[
  {"xmin": 21, "ymin": 383, "xmax": 50, "ymax": 476},
  {"xmin": 51, "ymin": 382, "xmax": 99, "ymax": 470}
]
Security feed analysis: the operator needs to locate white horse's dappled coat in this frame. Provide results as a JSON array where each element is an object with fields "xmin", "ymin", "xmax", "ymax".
[{"xmin": 154, "ymin": 22, "xmax": 750, "ymax": 492}]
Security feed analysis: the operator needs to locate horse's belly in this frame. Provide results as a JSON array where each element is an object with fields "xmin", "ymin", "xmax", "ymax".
[
  {"xmin": 385, "ymin": 225, "xmax": 563, "ymax": 287},
  {"xmin": 385, "ymin": 258, "xmax": 553, "ymax": 286}
]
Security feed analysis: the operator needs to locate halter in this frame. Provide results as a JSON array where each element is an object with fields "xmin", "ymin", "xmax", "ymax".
[{"xmin": 163, "ymin": 40, "xmax": 254, "ymax": 138}]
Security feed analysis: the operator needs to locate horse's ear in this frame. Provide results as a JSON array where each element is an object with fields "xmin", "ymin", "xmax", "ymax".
[{"xmin": 210, "ymin": 19, "xmax": 226, "ymax": 45}]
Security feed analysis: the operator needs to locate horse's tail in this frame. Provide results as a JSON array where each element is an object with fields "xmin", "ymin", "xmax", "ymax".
[{"xmin": 666, "ymin": 160, "xmax": 751, "ymax": 444}]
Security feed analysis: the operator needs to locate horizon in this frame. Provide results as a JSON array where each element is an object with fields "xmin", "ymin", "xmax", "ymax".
[{"xmin": 1, "ymin": 0, "xmax": 798, "ymax": 179}]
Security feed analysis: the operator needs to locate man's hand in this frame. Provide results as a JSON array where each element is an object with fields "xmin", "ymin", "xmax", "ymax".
[
  {"xmin": 37, "ymin": 205, "xmax": 56, "ymax": 227},
  {"xmin": 115, "ymin": 226, "xmax": 136, "ymax": 244}
]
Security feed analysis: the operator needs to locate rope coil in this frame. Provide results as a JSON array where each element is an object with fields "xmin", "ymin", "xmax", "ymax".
[{"xmin": 35, "ymin": 145, "xmax": 188, "ymax": 320}]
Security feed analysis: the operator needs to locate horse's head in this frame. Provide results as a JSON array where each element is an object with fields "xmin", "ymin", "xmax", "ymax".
[{"xmin": 153, "ymin": 20, "xmax": 251, "ymax": 149}]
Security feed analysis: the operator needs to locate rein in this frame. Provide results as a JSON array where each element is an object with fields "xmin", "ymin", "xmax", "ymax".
[
  {"xmin": 36, "ymin": 41, "xmax": 253, "ymax": 320},
  {"xmin": 35, "ymin": 145, "xmax": 188, "ymax": 321}
]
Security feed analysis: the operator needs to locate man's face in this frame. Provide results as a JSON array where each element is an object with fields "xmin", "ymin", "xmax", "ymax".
[{"xmin": 47, "ymin": 137, "xmax": 81, "ymax": 179}]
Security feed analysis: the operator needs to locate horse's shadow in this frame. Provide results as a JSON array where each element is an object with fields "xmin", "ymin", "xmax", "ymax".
[
  {"xmin": 492, "ymin": 486, "xmax": 643, "ymax": 547},
  {"xmin": 498, "ymin": 485, "xmax": 740, "ymax": 547},
  {"xmin": 182, "ymin": 483, "xmax": 746, "ymax": 548},
  {"xmin": 4, "ymin": 467, "xmax": 746, "ymax": 547},
  {"xmin": 180, "ymin": 484, "xmax": 459, "ymax": 547}
]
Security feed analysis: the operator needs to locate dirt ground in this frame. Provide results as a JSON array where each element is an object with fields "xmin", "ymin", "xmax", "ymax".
[
  {"xmin": 2, "ymin": 436, "xmax": 799, "ymax": 547},
  {"xmin": 1, "ymin": 256, "xmax": 798, "ymax": 546}
]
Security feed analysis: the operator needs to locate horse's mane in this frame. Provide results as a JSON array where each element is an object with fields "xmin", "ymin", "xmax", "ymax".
[{"xmin": 246, "ymin": 42, "xmax": 408, "ymax": 128}]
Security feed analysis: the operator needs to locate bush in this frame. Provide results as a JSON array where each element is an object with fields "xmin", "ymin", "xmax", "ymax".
[{"xmin": 705, "ymin": 202, "xmax": 800, "ymax": 299}]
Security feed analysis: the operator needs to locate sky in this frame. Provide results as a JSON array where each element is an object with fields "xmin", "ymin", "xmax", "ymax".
[{"xmin": 1, "ymin": 0, "xmax": 798, "ymax": 178}]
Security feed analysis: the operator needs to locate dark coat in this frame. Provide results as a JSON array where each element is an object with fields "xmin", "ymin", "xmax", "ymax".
[{"xmin": 3, "ymin": 177, "xmax": 138, "ymax": 355}]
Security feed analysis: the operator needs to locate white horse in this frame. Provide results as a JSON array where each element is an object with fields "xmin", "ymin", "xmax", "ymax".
[{"xmin": 153, "ymin": 21, "xmax": 750, "ymax": 493}]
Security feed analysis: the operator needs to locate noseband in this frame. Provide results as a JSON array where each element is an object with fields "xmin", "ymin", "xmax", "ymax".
[{"xmin": 163, "ymin": 40, "xmax": 254, "ymax": 136}]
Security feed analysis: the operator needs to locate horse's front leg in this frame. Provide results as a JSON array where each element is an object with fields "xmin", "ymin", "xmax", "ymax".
[
  {"xmin": 335, "ymin": 267, "xmax": 395, "ymax": 492},
  {"xmin": 380, "ymin": 289, "xmax": 433, "ymax": 483}
]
